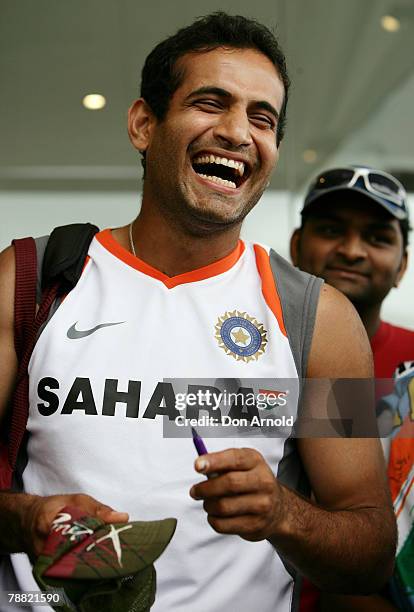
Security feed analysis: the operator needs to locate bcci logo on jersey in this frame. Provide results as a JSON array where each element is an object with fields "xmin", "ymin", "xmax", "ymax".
[{"xmin": 215, "ymin": 311, "xmax": 267, "ymax": 362}]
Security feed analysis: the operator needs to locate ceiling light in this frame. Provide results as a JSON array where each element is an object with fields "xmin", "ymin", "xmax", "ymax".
[
  {"xmin": 82, "ymin": 94, "xmax": 106, "ymax": 110},
  {"xmin": 303, "ymin": 149, "xmax": 317, "ymax": 164},
  {"xmin": 381, "ymin": 15, "xmax": 400, "ymax": 32}
]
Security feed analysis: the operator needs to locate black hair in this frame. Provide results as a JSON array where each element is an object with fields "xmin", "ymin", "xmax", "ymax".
[{"xmin": 140, "ymin": 11, "xmax": 290, "ymax": 148}]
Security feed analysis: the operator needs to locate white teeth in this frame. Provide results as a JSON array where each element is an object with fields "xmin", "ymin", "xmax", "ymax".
[
  {"xmin": 193, "ymin": 154, "xmax": 245, "ymax": 177},
  {"xmin": 197, "ymin": 173, "xmax": 237, "ymax": 189}
]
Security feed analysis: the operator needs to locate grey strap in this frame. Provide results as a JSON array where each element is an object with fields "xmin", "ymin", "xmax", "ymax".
[
  {"xmin": 269, "ymin": 249, "xmax": 323, "ymax": 380},
  {"xmin": 34, "ymin": 235, "xmax": 49, "ymax": 305}
]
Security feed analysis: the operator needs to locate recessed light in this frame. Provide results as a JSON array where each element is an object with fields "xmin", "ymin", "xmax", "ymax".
[
  {"xmin": 381, "ymin": 15, "xmax": 400, "ymax": 32},
  {"xmin": 303, "ymin": 149, "xmax": 317, "ymax": 164},
  {"xmin": 82, "ymin": 94, "xmax": 106, "ymax": 110}
]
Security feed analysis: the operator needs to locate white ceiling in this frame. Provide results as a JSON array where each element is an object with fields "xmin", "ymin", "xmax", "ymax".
[{"xmin": 1, "ymin": 0, "xmax": 414, "ymax": 192}]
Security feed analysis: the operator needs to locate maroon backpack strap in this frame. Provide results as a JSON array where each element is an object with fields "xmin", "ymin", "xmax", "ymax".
[
  {"xmin": 1, "ymin": 238, "xmax": 39, "ymax": 488},
  {"xmin": 12, "ymin": 237, "xmax": 38, "ymax": 362},
  {"xmin": 2, "ymin": 224, "xmax": 99, "ymax": 489},
  {"xmin": 7, "ymin": 283, "xmax": 60, "ymax": 483}
]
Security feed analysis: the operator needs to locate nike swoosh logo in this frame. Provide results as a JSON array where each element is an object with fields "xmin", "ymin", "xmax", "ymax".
[{"xmin": 67, "ymin": 321, "xmax": 125, "ymax": 339}]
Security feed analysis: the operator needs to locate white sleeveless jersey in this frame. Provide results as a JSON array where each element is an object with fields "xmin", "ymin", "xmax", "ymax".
[{"xmin": 13, "ymin": 229, "xmax": 304, "ymax": 612}]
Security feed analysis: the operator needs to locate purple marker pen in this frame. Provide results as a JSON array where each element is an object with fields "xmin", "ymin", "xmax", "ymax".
[
  {"xmin": 191, "ymin": 427, "xmax": 208, "ymax": 456},
  {"xmin": 191, "ymin": 427, "xmax": 218, "ymax": 478}
]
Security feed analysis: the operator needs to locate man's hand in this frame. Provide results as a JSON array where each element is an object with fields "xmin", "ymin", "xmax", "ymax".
[
  {"xmin": 189, "ymin": 447, "xmax": 283, "ymax": 541},
  {"xmin": 20, "ymin": 493, "xmax": 129, "ymax": 558}
]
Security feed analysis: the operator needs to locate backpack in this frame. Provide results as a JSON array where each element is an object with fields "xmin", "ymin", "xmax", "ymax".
[{"xmin": 0, "ymin": 223, "xmax": 99, "ymax": 490}]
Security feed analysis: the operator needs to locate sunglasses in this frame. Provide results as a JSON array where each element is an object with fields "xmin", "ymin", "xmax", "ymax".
[{"xmin": 312, "ymin": 167, "xmax": 406, "ymax": 209}]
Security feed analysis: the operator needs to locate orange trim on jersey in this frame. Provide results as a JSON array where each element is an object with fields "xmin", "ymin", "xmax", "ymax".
[
  {"xmin": 253, "ymin": 244, "xmax": 287, "ymax": 338},
  {"xmin": 95, "ymin": 229, "xmax": 245, "ymax": 289}
]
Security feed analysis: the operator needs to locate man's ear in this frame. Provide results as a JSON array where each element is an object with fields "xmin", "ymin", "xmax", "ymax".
[
  {"xmin": 127, "ymin": 98, "xmax": 156, "ymax": 152},
  {"xmin": 395, "ymin": 250, "xmax": 408, "ymax": 287},
  {"xmin": 290, "ymin": 229, "xmax": 301, "ymax": 266}
]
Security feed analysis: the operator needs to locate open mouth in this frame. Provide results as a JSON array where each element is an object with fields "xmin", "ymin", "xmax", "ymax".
[{"xmin": 192, "ymin": 153, "xmax": 249, "ymax": 190}]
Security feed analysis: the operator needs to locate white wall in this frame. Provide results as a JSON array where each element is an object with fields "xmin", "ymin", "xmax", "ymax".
[
  {"xmin": 1, "ymin": 189, "xmax": 413, "ymax": 329},
  {"xmin": 0, "ymin": 191, "xmax": 141, "ymax": 246},
  {"xmin": 0, "ymin": 189, "xmax": 294, "ymax": 257}
]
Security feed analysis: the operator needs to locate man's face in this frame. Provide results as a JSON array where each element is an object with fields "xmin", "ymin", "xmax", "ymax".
[
  {"xmin": 290, "ymin": 196, "xmax": 407, "ymax": 308},
  {"xmin": 136, "ymin": 47, "xmax": 285, "ymax": 234}
]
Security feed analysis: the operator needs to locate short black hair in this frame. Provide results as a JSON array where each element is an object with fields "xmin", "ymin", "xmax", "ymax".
[{"xmin": 140, "ymin": 12, "xmax": 290, "ymax": 147}]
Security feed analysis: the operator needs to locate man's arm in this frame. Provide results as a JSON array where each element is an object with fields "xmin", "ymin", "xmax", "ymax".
[
  {"xmin": 0, "ymin": 246, "xmax": 18, "ymax": 429},
  {"xmin": 0, "ymin": 247, "xmax": 128, "ymax": 558},
  {"xmin": 311, "ymin": 287, "xmax": 399, "ymax": 608},
  {"xmin": 190, "ymin": 284, "xmax": 396, "ymax": 594}
]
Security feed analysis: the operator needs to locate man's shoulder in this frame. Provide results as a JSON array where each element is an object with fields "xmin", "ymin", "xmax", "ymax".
[
  {"xmin": 0, "ymin": 246, "xmax": 16, "ymax": 329},
  {"xmin": 307, "ymin": 284, "xmax": 373, "ymax": 378}
]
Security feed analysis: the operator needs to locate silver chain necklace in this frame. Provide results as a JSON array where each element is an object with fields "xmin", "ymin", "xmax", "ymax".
[{"xmin": 129, "ymin": 222, "xmax": 136, "ymax": 257}]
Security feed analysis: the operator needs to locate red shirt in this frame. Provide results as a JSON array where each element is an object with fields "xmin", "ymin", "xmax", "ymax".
[{"xmin": 371, "ymin": 320, "xmax": 414, "ymax": 378}]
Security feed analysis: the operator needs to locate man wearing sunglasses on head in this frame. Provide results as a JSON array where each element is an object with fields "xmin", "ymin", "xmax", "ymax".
[{"xmin": 291, "ymin": 165, "xmax": 413, "ymax": 611}]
